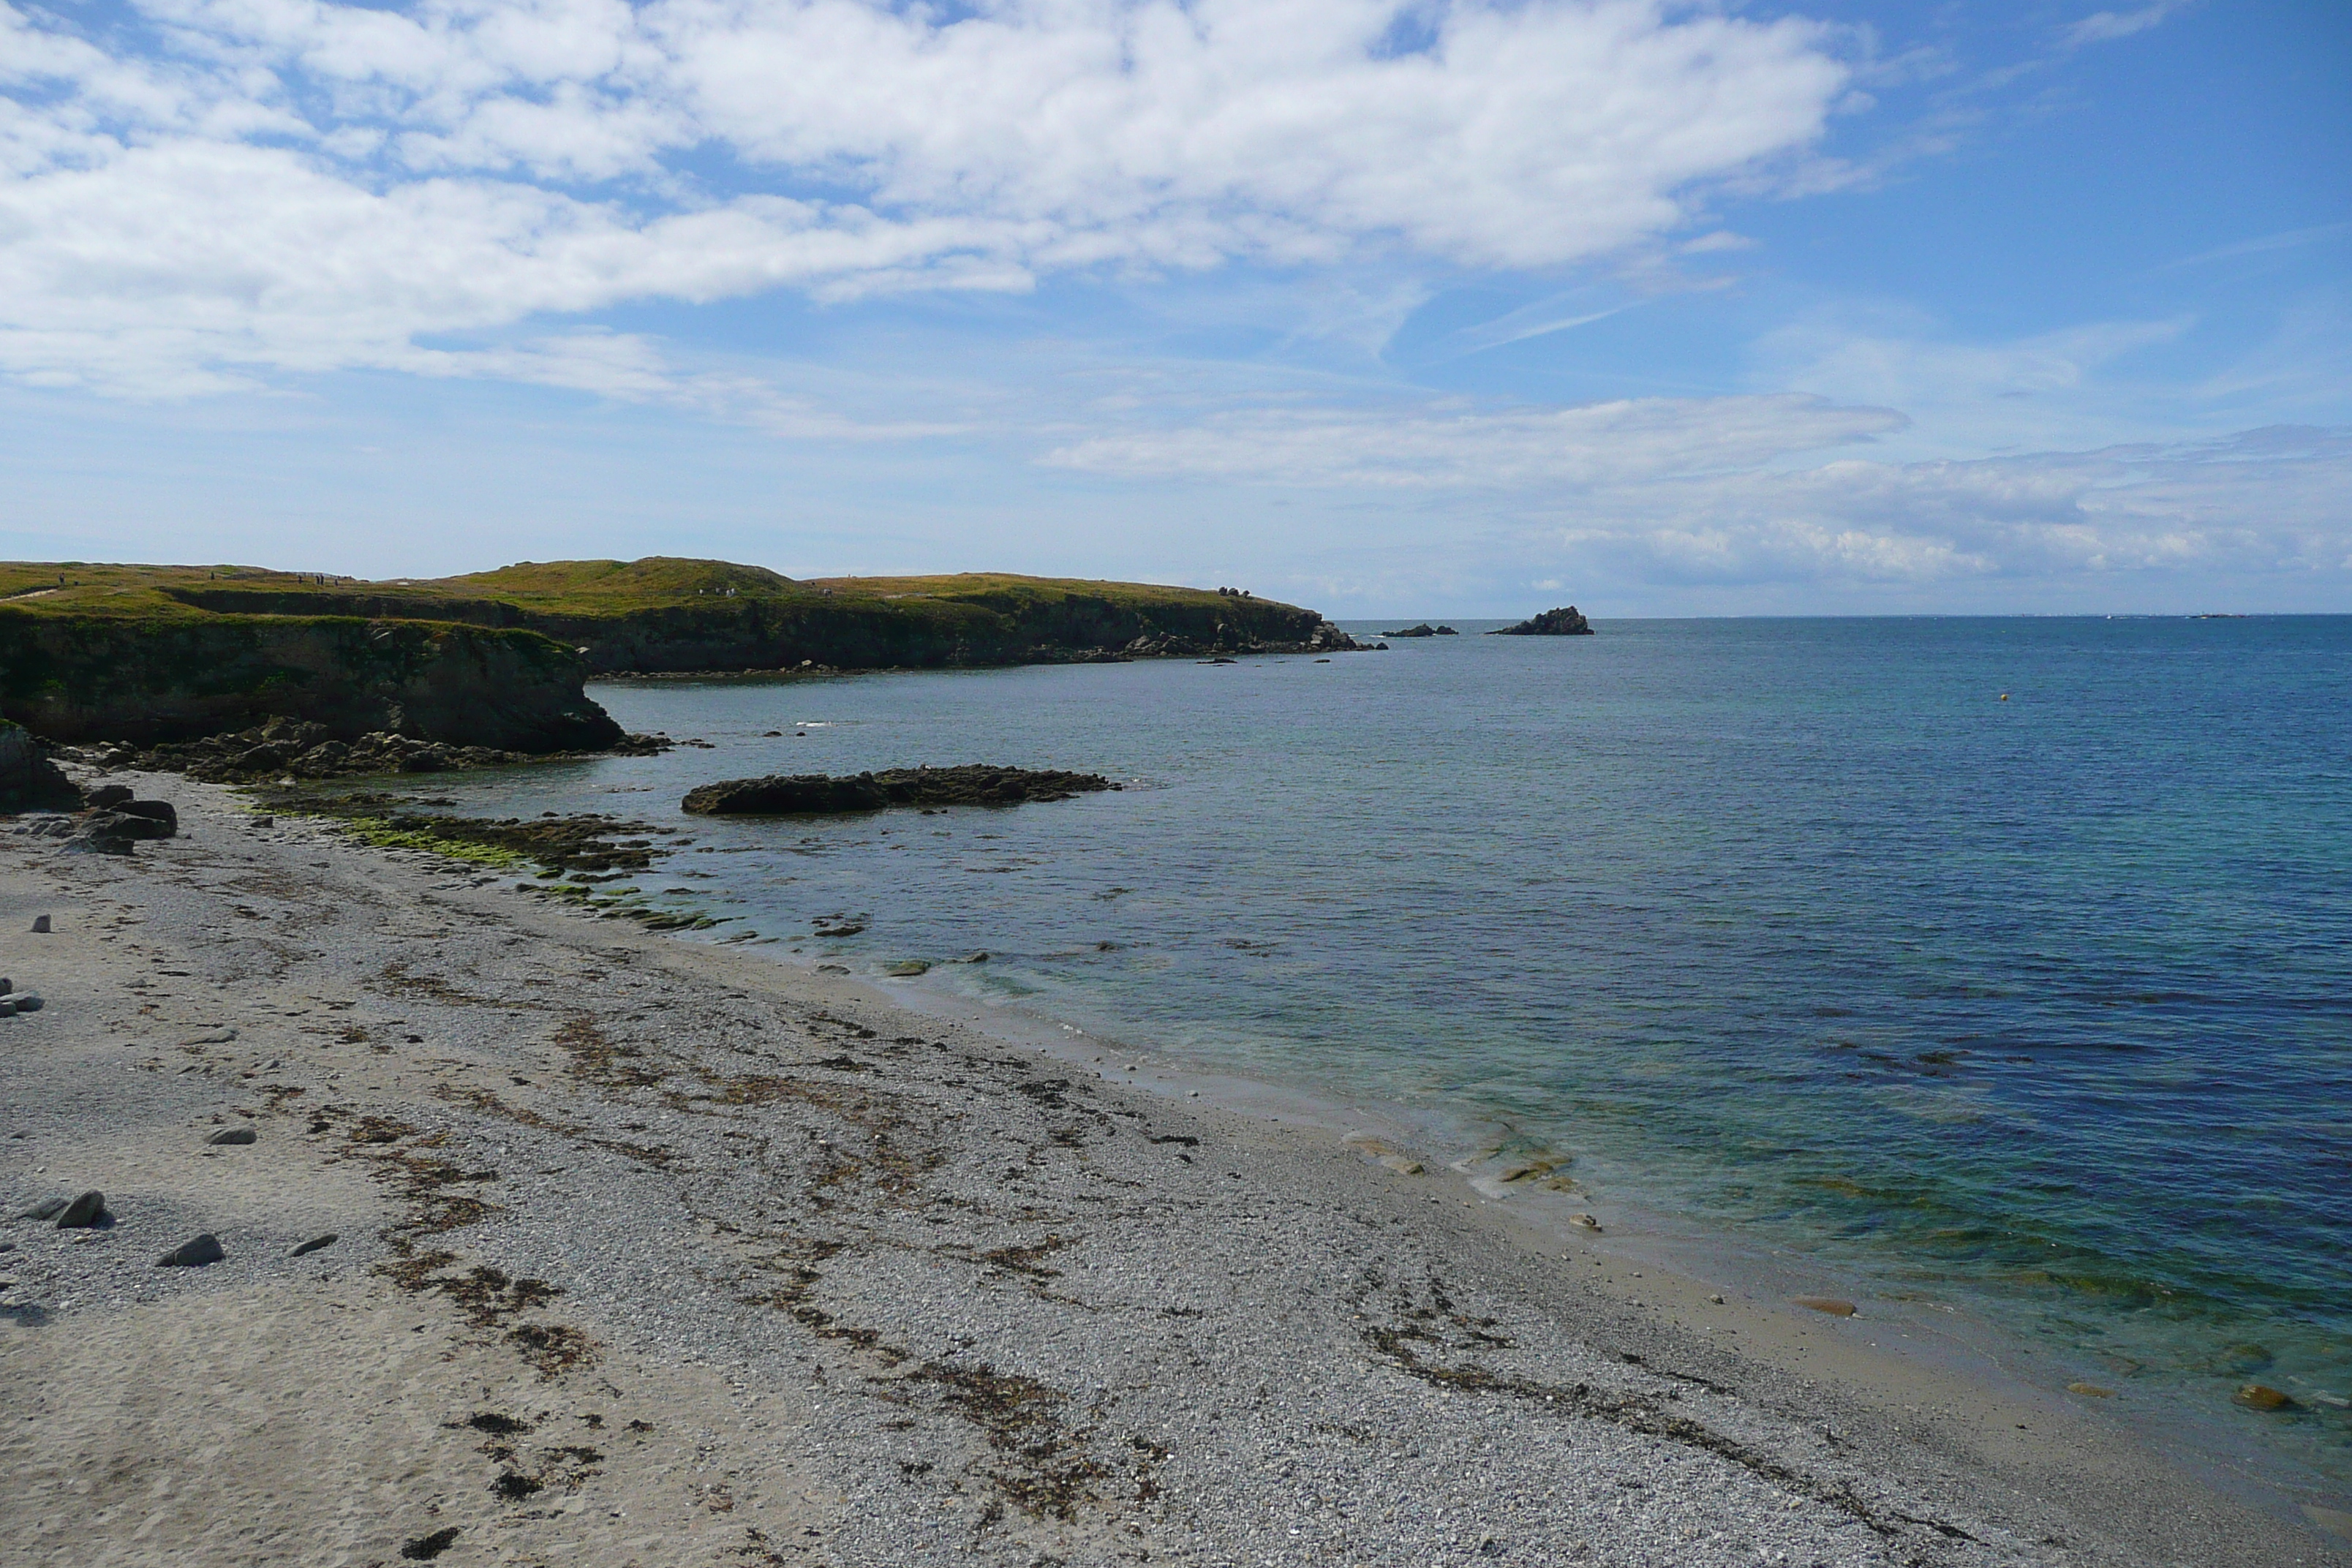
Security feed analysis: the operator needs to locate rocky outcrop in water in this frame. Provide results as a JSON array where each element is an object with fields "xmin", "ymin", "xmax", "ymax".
[
  {"xmin": 683, "ymin": 765, "xmax": 1120, "ymax": 816},
  {"xmin": 1488, "ymin": 606, "xmax": 1594, "ymax": 636},
  {"xmin": 57, "ymin": 717, "xmax": 669, "ymax": 784}
]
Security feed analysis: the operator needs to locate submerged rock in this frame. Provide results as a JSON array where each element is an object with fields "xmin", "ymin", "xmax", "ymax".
[
  {"xmin": 683, "ymin": 765, "xmax": 1120, "ymax": 816},
  {"xmin": 1793, "ymin": 1296, "xmax": 1858, "ymax": 1317},
  {"xmin": 2233, "ymin": 1383, "xmax": 2294, "ymax": 1411},
  {"xmin": 1488, "ymin": 606, "xmax": 1594, "ymax": 636}
]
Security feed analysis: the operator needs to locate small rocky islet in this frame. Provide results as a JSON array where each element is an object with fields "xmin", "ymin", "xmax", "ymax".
[
  {"xmin": 682, "ymin": 764, "xmax": 1119, "ymax": 816},
  {"xmin": 1488, "ymin": 605, "xmax": 1594, "ymax": 636}
]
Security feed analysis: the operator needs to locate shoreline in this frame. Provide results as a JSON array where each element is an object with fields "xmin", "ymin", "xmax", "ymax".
[
  {"xmin": 1, "ymin": 772, "xmax": 2343, "ymax": 1566},
  {"xmin": 854, "ymin": 960, "xmax": 2352, "ymax": 1538}
]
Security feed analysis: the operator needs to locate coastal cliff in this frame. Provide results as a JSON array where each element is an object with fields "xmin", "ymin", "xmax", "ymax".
[
  {"xmin": 157, "ymin": 559, "xmax": 1359, "ymax": 674},
  {"xmin": 0, "ymin": 559, "xmax": 1358, "ymax": 757},
  {"xmin": 0, "ymin": 597, "xmax": 619, "ymax": 753}
]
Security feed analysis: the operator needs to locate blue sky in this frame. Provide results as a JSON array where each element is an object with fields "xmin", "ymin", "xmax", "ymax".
[{"xmin": 1, "ymin": 0, "xmax": 2344, "ymax": 614}]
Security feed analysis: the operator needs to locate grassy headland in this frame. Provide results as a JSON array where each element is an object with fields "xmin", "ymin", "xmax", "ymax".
[{"xmin": 0, "ymin": 558, "xmax": 1353, "ymax": 751}]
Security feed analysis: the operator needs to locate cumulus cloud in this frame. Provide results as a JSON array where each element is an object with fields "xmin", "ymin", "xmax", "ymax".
[{"xmin": 0, "ymin": 0, "xmax": 1854, "ymax": 394}]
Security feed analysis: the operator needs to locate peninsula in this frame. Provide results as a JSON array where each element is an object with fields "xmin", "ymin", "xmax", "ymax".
[{"xmin": 0, "ymin": 559, "xmax": 1360, "ymax": 761}]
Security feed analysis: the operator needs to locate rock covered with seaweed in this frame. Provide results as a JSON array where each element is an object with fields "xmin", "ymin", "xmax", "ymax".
[{"xmin": 682, "ymin": 765, "xmax": 1119, "ymax": 816}]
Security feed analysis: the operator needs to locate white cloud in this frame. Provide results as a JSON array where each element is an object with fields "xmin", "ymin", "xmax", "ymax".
[
  {"xmin": 1547, "ymin": 426, "xmax": 2352, "ymax": 588},
  {"xmin": 1044, "ymin": 392, "xmax": 1906, "ymax": 486},
  {"xmin": 1039, "ymin": 378, "xmax": 2349, "ymax": 589},
  {"xmin": 2060, "ymin": 2, "xmax": 2193, "ymax": 50},
  {"xmin": 0, "ymin": 0, "xmax": 1855, "ymax": 395}
]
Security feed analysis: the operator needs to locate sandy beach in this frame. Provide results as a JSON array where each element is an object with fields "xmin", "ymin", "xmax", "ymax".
[{"xmin": 1, "ymin": 774, "xmax": 2341, "ymax": 1568}]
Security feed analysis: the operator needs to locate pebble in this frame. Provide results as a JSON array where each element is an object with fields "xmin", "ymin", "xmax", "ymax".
[
  {"xmin": 1570, "ymin": 1213, "xmax": 1602, "ymax": 1231},
  {"xmin": 157, "ymin": 1233, "xmax": 226, "ymax": 1268},
  {"xmin": 1793, "ymin": 1297, "xmax": 1858, "ymax": 1317},
  {"xmin": 2065, "ymin": 1382, "xmax": 2115, "ymax": 1398},
  {"xmin": 289, "ymin": 1233, "xmax": 339, "ymax": 1258},
  {"xmin": 207, "ymin": 1126, "xmax": 258, "ymax": 1146},
  {"xmin": 1378, "ymin": 1155, "xmax": 1425, "ymax": 1175},
  {"xmin": 56, "ymin": 1191, "xmax": 107, "ymax": 1229}
]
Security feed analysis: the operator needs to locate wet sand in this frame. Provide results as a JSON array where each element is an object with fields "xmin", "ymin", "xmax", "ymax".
[{"xmin": 1, "ymin": 774, "xmax": 2342, "ymax": 1567}]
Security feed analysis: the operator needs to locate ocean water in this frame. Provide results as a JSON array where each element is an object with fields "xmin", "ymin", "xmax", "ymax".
[{"xmin": 383, "ymin": 617, "xmax": 2352, "ymax": 1494}]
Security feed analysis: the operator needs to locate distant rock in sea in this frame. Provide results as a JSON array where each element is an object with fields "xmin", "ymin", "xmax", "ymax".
[
  {"xmin": 1380, "ymin": 623, "xmax": 1458, "ymax": 638},
  {"xmin": 1488, "ymin": 606, "xmax": 1594, "ymax": 636},
  {"xmin": 683, "ymin": 765, "xmax": 1120, "ymax": 816}
]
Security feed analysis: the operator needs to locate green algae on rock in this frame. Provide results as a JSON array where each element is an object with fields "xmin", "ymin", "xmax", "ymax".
[{"xmin": 682, "ymin": 765, "xmax": 1119, "ymax": 816}]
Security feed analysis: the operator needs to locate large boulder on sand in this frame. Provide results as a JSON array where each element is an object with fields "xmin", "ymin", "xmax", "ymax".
[{"xmin": 0, "ymin": 720, "xmax": 83, "ymax": 812}]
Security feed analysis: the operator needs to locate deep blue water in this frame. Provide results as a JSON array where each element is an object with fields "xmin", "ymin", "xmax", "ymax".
[{"xmin": 389, "ymin": 616, "xmax": 2352, "ymax": 1489}]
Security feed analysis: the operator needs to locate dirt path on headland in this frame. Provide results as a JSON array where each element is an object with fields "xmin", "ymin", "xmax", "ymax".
[{"xmin": 0, "ymin": 774, "xmax": 2338, "ymax": 1568}]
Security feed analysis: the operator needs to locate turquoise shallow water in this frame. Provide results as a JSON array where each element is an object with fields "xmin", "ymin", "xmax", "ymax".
[{"xmin": 391, "ymin": 616, "xmax": 2352, "ymax": 1492}]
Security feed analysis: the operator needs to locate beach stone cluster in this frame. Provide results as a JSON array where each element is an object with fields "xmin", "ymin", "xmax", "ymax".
[{"xmin": 6, "ymin": 781, "xmax": 181, "ymax": 854}]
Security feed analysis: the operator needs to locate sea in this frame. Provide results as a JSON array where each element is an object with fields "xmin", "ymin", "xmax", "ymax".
[{"xmin": 377, "ymin": 615, "xmax": 2352, "ymax": 1502}]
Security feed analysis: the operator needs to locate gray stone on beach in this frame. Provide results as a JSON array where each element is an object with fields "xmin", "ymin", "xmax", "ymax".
[
  {"xmin": 56, "ymin": 1191, "xmax": 106, "ymax": 1228},
  {"xmin": 207, "ymin": 1126, "xmax": 257, "ymax": 1146},
  {"xmin": 15, "ymin": 1196, "xmax": 70, "ymax": 1222},
  {"xmin": 12, "ymin": 995, "xmax": 39, "ymax": 1012},
  {"xmin": 289, "ymin": 1233, "xmax": 339, "ymax": 1258},
  {"xmin": 156, "ymin": 1233, "xmax": 225, "ymax": 1268},
  {"xmin": 30, "ymin": 915, "xmax": 48, "ymax": 933}
]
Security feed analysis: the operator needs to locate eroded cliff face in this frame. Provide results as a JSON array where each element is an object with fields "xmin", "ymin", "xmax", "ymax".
[
  {"xmin": 162, "ymin": 583, "xmax": 1343, "ymax": 672},
  {"xmin": 0, "ymin": 613, "xmax": 621, "ymax": 753}
]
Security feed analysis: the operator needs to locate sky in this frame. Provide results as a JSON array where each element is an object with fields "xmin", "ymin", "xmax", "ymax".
[{"xmin": 1, "ymin": 0, "xmax": 2345, "ymax": 615}]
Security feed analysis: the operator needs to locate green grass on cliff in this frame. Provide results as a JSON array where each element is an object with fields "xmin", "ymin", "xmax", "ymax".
[
  {"xmin": 0, "ymin": 557, "xmax": 1308, "ymax": 632},
  {"xmin": 0, "ymin": 562, "xmax": 330, "ymax": 621}
]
